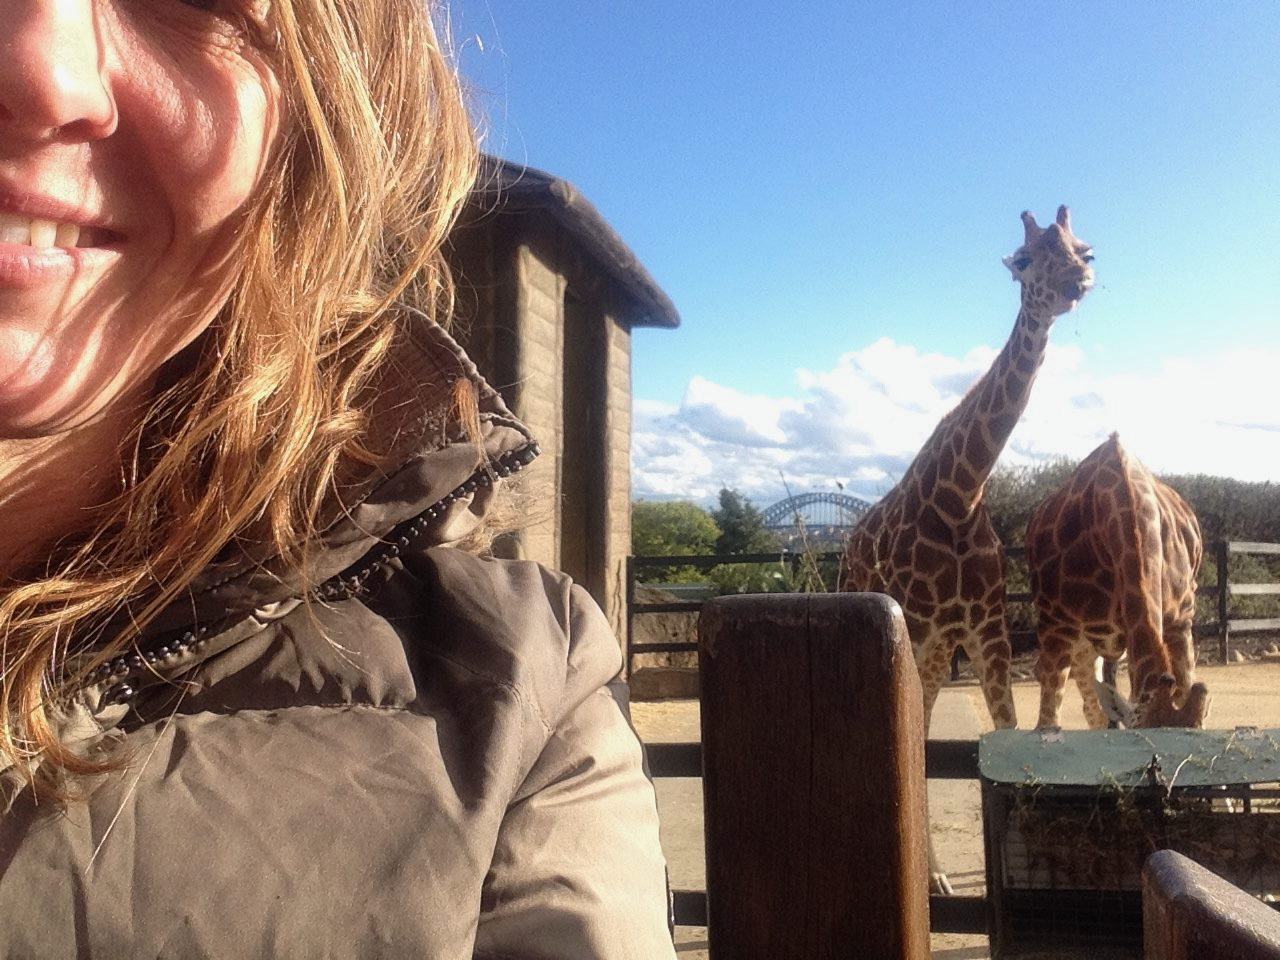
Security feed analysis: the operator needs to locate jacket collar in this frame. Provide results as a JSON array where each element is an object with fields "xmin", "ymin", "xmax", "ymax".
[{"xmin": 85, "ymin": 308, "xmax": 538, "ymax": 680}]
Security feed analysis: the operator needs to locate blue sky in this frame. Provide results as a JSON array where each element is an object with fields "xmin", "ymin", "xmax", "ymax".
[{"xmin": 453, "ymin": 2, "xmax": 1280, "ymax": 504}]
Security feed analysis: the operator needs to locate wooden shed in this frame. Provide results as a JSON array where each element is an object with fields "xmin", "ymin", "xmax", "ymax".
[{"xmin": 446, "ymin": 156, "xmax": 680, "ymax": 639}]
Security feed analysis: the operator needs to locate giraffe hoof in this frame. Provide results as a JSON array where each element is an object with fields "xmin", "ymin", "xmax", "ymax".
[{"xmin": 931, "ymin": 871, "xmax": 955, "ymax": 897}]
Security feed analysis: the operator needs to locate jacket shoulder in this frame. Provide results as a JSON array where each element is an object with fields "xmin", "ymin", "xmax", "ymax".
[{"xmin": 392, "ymin": 548, "xmax": 623, "ymax": 730}]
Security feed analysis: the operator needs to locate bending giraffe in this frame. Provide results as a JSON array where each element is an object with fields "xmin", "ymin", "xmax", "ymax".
[
  {"xmin": 841, "ymin": 206, "xmax": 1094, "ymax": 894},
  {"xmin": 1026, "ymin": 434, "xmax": 1209, "ymax": 729}
]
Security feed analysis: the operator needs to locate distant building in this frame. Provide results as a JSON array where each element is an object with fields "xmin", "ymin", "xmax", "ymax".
[{"xmin": 447, "ymin": 156, "xmax": 680, "ymax": 639}]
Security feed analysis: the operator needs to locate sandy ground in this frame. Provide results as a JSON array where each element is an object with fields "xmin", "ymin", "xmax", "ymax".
[{"xmin": 631, "ymin": 661, "xmax": 1280, "ymax": 959}]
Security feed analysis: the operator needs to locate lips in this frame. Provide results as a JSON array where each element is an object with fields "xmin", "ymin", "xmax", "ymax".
[{"xmin": 1058, "ymin": 274, "xmax": 1095, "ymax": 301}]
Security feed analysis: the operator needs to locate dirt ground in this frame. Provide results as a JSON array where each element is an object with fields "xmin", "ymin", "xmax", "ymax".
[{"xmin": 631, "ymin": 660, "xmax": 1280, "ymax": 959}]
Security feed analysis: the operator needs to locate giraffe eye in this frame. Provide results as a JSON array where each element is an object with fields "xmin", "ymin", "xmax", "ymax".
[
  {"xmin": 1082, "ymin": 253, "xmax": 1095, "ymax": 264},
  {"xmin": 1012, "ymin": 257, "xmax": 1032, "ymax": 272}
]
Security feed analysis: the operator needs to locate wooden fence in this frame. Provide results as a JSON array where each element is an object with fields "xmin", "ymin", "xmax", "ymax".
[
  {"xmin": 626, "ymin": 540, "xmax": 1280, "ymax": 678},
  {"xmin": 649, "ymin": 721, "xmax": 985, "ymax": 936},
  {"xmin": 636, "ymin": 541, "xmax": 1280, "ymax": 942},
  {"xmin": 1144, "ymin": 851, "xmax": 1280, "ymax": 960}
]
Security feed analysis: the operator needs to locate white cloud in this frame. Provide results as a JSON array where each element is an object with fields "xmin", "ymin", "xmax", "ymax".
[
  {"xmin": 677, "ymin": 376, "xmax": 802, "ymax": 447},
  {"xmin": 632, "ymin": 341, "xmax": 1280, "ymax": 508}
]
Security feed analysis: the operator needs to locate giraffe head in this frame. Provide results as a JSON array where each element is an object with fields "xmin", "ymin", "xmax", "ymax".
[
  {"xmin": 1133, "ymin": 674, "xmax": 1211, "ymax": 728},
  {"xmin": 1002, "ymin": 206, "xmax": 1095, "ymax": 318}
]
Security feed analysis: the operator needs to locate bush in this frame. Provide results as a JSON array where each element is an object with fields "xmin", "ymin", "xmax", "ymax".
[{"xmin": 631, "ymin": 499, "xmax": 720, "ymax": 583}]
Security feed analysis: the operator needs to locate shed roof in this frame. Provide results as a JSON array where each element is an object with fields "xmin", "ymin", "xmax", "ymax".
[{"xmin": 466, "ymin": 156, "xmax": 680, "ymax": 330}]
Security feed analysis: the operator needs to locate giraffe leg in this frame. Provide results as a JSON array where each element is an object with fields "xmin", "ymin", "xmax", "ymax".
[
  {"xmin": 917, "ymin": 640, "xmax": 956, "ymax": 897},
  {"xmin": 1068, "ymin": 642, "xmax": 1109, "ymax": 729},
  {"xmin": 959, "ymin": 609, "xmax": 1017, "ymax": 730},
  {"xmin": 1034, "ymin": 627, "xmax": 1073, "ymax": 729}
]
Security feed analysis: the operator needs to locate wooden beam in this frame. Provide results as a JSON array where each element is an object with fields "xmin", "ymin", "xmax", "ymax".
[
  {"xmin": 1144, "ymin": 850, "xmax": 1280, "ymax": 958},
  {"xmin": 1228, "ymin": 541, "xmax": 1280, "ymax": 555},
  {"xmin": 698, "ymin": 593, "xmax": 930, "ymax": 959}
]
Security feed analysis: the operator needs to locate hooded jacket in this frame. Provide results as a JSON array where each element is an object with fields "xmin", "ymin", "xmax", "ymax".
[{"xmin": 0, "ymin": 312, "xmax": 676, "ymax": 959}]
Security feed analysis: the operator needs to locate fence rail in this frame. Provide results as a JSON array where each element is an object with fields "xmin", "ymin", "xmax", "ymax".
[
  {"xmin": 627, "ymin": 539, "xmax": 1280, "ymax": 676},
  {"xmin": 638, "ymin": 541, "xmax": 1280, "ymax": 938},
  {"xmin": 649, "ymin": 736, "xmax": 987, "ymax": 934}
]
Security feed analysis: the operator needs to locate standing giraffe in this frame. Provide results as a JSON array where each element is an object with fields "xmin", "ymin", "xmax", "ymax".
[
  {"xmin": 841, "ymin": 206, "xmax": 1094, "ymax": 894},
  {"xmin": 1026, "ymin": 433, "xmax": 1209, "ymax": 729}
]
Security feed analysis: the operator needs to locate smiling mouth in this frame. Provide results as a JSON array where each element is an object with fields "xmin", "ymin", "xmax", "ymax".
[{"xmin": 0, "ymin": 211, "xmax": 115, "ymax": 250}]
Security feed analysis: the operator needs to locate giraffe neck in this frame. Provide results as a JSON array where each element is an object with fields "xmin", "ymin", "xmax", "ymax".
[
  {"xmin": 1110, "ymin": 449, "xmax": 1176, "ymax": 699},
  {"xmin": 907, "ymin": 293, "xmax": 1053, "ymax": 517}
]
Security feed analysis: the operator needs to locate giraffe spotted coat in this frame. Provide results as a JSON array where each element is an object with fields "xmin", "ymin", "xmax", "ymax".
[{"xmin": 1026, "ymin": 433, "xmax": 1208, "ymax": 729}]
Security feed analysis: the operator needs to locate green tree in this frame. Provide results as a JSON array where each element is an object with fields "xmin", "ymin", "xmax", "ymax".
[
  {"xmin": 631, "ymin": 500, "xmax": 720, "ymax": 582},
  {"xmin": 709, "ymin": 488, "xmax": 779, "ymax": 555},
  {"xmin": 706, "ymin": 488, "xmax": 794, "ymax": 596},
  {"xmin": 632, "ymin": 500, "xmax": 720, "ymax": 555},
  {"xmin": 708, "ymin": 560, "xmax": 794, "ymax": 595},
  {"xmin": 1161, "ymin": 474, "xmax": 1280, "ymax": 544},
  {"xmin": 984, "ymin": 458, "xmax": 1078, "ymax": 547}
]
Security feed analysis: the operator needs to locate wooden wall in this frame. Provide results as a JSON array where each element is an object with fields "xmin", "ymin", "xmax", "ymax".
[
  {"xmin": 511, "ymin": 233, "xmax": 565, "ymax": 571},
  {"xmin": 448, "ymin": 212, "xmax": 636, "ymax": 644},
  {"xmin": 600, "ymin": 311, "xmax": 633, "ymax": 636}
]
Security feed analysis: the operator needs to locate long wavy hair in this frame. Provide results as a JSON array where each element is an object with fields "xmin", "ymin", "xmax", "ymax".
[{"xmin": 0, "ymin": 0, "xmax": 479, "ymax": 792}]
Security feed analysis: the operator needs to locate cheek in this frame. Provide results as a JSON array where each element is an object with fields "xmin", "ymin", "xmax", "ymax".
[
  {"xmin": 0, "ymin": 328, "xmax": 55, "ymax": 402},
  {"xmin": 171, "ymin": 76, "xmax": 281, "ymax": 237},
  {"xmin": 214, "ymin": 70, "xmax": 280, "ymax": 205},
  {"xmin": 113, "ymin": 28, "xmax": 281, "ymax": 240}
]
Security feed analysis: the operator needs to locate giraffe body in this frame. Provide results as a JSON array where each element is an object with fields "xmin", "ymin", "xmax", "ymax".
[
  {"xmin": 842, "ymin": 485, "xmax": 1014, "ymax": 728},
  {"xmin": 842, "ymin": 207, "xmax": 1094, "ymax": 733},
  {"xmin": 840, "ymin": 207, "xmax": 1094, "ymax": 893},
  {"xmin": 1026, "ymin": 434, "xmax": 1207, "ymax": 729}
]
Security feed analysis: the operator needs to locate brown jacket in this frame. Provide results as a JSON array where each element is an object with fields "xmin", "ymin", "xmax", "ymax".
[{"xmin": 0, "ymin": 315, "xmax": 675, "ymax": 959}]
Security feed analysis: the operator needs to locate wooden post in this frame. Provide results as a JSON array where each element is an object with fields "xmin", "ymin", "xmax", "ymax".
[
  {"xmin": 1143, "ymin": 850, "xmax": 1280, "ymax": 959},
  {"xmin": 1216, "ymin": 540, "xmax": 1231, "ymax": 663},
  {"xmin": 698, "ymin": 593, "xmax": 930, "ymax": 960},
  {"xmin": 624, "ymin": 554, "xmax": 635, "ymax": 677}
]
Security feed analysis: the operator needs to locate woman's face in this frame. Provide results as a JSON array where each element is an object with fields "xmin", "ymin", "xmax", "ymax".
[{"xmin": 0, "ymin": 0, "xmax": 282, "ymax": 437}]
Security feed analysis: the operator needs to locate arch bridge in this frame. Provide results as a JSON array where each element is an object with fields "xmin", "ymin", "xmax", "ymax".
[{"xmin": 760, "ymin": 492, "xmax": 873, "ymax": 538}]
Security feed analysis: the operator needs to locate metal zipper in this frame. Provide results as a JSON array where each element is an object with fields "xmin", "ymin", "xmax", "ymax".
[
  {"xmin": 312, "ymin": 440, "xmax": 540, "ymax": 602},
  {"xmin": 85, "ymin": 440, "xmax": 540, "ymax": 702}
]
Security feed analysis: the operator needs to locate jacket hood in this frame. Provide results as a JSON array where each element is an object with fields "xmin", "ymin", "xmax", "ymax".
[
  {"xmin": 94, "ymin": 308, "xmax": 538, "ymax": 671},
  {"xmin": 0, "ymin": 308, "xmax": 540, "ymax": 800}
]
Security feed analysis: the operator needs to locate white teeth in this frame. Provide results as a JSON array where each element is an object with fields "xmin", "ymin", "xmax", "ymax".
[
  {"xmin": 0, "ymin": 211, "xmax": 92, "ymax": 249},
  {"xmin": 55, "ymin": 222, "xmax": 80, "ymax": 248},
  {"xmin": 29, "ymin": 219, "xmax": 57, "ymax": 249},
  {"xmin": 0, "ymin": 214, "xmax": 26, "ymax": 245}
]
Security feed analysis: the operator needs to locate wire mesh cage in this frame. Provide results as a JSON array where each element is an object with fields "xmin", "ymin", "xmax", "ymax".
[{"xmin": 981, "ymin": 727, "xmax": 1280, "ymax": 959}]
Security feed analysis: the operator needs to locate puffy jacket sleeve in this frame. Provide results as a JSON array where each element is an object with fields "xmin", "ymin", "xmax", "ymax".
[{"xmin": 472, "ymin": 580, "xmax": 676, "ymax": 960}]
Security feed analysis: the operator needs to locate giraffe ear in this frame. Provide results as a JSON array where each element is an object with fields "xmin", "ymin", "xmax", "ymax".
[
  {"xmin": 1095, "ymin": 675, "xmax": 1137, "ymax": 728},
  {"xmin": 1003, "ymin": 252, "xmax": 1032, "ymax": 278},
  {"xmin": 1056, "ymin": 205, "xmax": 1072, "ymax": 231}
]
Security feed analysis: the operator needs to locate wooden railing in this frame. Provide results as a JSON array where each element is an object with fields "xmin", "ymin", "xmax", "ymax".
[
  {"xmin": 627, "ymin": 539, "xmax": 1280, "ymax": 676},
  {"xmin": 640, "ymin": 543, "xmax": 1280, "ymax": 948},
  {"xmin": 658, "ymin": 592, "xmax": 931, "ymax": 958},
  {"xmin": 1205, "ymin": 541, "xmax": 1280, "ymax": 660},
  {"xmin": 649, "ymin": 737, "xmax": 985, "ymax": 937},
  {"xmin": 1143, "ymin": 850, "xmax": 1280, "ymax": 959}
]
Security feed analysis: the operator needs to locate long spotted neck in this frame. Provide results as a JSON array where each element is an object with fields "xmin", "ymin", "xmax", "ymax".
[
  {"xmin": 907, "ymin": 290, "xmax": 1054, "ymax": 520},
  {"xmin": 1110, "ymin": 444, "xmax": 1175, "ymax": 699}
]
